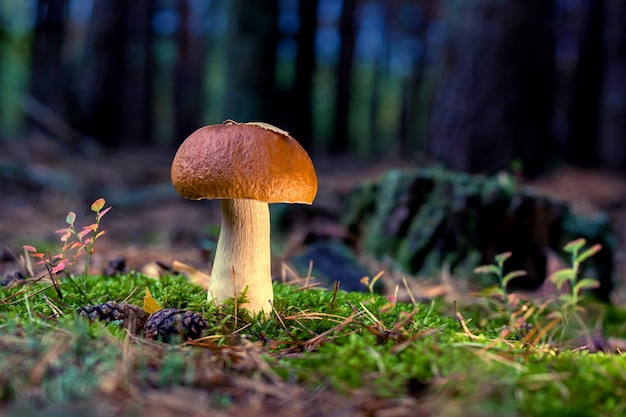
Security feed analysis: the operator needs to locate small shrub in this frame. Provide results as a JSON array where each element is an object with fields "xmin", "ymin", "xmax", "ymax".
[
  {"xmin": 23, "ymin": 198, "xmax": 110, "ymax": 301},
  {"xmin": 548, "ymin": 238, "xmax": 601, "ymax": 331}
]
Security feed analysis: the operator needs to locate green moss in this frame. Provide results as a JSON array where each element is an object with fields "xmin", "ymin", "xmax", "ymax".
[{"xmin": 1, "ymin": 273, "xmax": 625, "ymax": 416}]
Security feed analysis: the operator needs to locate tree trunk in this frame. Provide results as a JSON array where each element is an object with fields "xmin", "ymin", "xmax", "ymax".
[
  {"xmin": 71, "ymin": 0, "xmax": 154, "ymax": 147},
  {"xmin": 427, "ymin": 1, "xmax": 556, "ymax": 176},
  {"xmin": 331, "ymin": 0, "xmax": 357, "ymax": 153},
  {"xmin": 29, "ymin": 0, "xmax": 69, "ymax": 114},
  {"xmin": 598, "ymin": 0, "xmax": 626, "ymax": 171},
  {"xmin": 289, "ymin": 0, "xmax": 319, "ymax": 150},
  {"xmin": 74, "ymin": 0, "xmax": 127, "ymax": 146},
  {"xmin": 225, "ymin": 0, "xmax": 280, "ymax": 123},
  {"xmin": 368, "ymin": 0, "xmax": 391, "ymax": 157},
  {"xmin": 399, "ymin": 2, "xmax": 435, "ymax": 158},
  {"xmin": 174, "ymin": 0, "xmax": 206, "ymax": 144},
  {"xmin": 551, "ymin": 0, "xmax": 585, "ymax": 158},
  {"xmin": 568, "ymin": 0, "xmax": 604, "ymax": 167},
  {"xmin": 124, "ymin": 0, "xmax": 154, "ymax": 146}
]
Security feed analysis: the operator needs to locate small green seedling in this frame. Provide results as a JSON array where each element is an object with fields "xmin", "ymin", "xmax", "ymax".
[
  {"xmin": 548, "ymin": 238, "xmax": 601, "ymax": 316},
  {"xmin": 24, "ymin": 198, "xmax": 110, "ymax": 300},
  {"xmin": 474, "ymin": 251, "xmax": 527, "ymax": 309}
]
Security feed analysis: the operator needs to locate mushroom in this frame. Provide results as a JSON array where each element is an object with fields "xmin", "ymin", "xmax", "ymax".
[{"xmin": 171, "ymin": 120, "xmax": 317, "ymax": 315}]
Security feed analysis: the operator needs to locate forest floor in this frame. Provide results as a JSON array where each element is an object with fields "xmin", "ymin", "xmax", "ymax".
[
  {"xmin": 2, "ymin": 135, "xmax": 626, "ymax": 299},
  {"xmin": 3, "ymin": 136, "xmax": 626, "ymax": 416},
  {"xmin": 0, "ymin": 135, "xmax": 418, "ymax": 281}
]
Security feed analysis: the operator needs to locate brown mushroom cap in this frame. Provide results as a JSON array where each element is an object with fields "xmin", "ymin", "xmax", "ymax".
[{"xmin": 171, "ymin": 121, "xmax": 318, "ymax": 204}]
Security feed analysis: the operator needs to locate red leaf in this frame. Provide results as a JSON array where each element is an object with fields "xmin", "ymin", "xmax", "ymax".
[
  {"xmin": 70, "ymin": 241, "xmax": 83, "ymax": 250},
  {"xmin": 57, "ymin": 229, "xmax": 72, "ymax": 242},
  {"xmin": 51, "ymin": 262, "xmax": 66, "ymax": 274},
  {"xmin": 97, "ymin": 206, "xmax": 111, "ymax": 221}
]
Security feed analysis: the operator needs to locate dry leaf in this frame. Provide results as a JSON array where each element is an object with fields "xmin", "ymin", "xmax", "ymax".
[{"xmin": 143, "ymin": 287, "xmax": 162, "ymax": 314}]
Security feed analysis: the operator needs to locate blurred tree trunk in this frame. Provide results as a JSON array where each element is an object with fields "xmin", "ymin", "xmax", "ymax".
[
  {"xmin": 598, "ymin": 0, "xmax": 626, "ymax": 171},
  {"xmin": 568, "ymin": 0, "xmax": 604, "ymax": 166},
  {"xmin": 331, "ymin": 0, "xmax": 357, "ymax": 153},
  {"xmin": 398, "ymin": 28, "xmax": 426, "ymax": 158},
  {"xmin": 75, "ymin": 0, "xmax": 126, "ymax": 146},
  {"xmin": 368, "ymin": 0, "xmax": 391, "ymax": 156},
  {"xmin": 289, "ymin": 0, "xmax": 319, "ymax": 149},
  {"xmin": 427, "ymin": 1, "xmax": 556, "ymax": 176},
  {"xmin": 29, "ymin": 0, "xmax": 69, "ymax": 113},
  {"xmin": 551, "ymin": 0, "xmax": 585, "ymax": 159},
  {"xmin": 73, "ymin": 0, "xmax": 153, "ymax": 146},
  {"xmin": 174, "ymin": 0, "xmax": 206, "ymax": 143},
  {"xmin": 225, "ymin": 0, "xmax": 279, "ymax": 122},
  {"xmin": 399, "ymin": 2, "xmax": 436, "ymax": 158},
  {"xmin": 125, "ymin": 0, "xmax": 154, "ymax": 146}
]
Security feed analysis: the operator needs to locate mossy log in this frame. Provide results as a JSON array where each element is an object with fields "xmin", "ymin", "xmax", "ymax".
[{"xmin": 343, "ymin": 168, "xmax": 614, "ymax": 299}]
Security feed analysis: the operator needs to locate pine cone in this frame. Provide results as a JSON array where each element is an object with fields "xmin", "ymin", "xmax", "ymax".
[
  {"xmin": 143, "ymin": 308, "xmax": 208, "ymax": 342},
  {"xmin": 77, "ymin": 301, "xmax": 149, "ymax": 335}
]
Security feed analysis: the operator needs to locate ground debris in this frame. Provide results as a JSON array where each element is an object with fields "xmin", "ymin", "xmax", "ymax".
[{"xmin": 97, "ymin": 382, "xmax": 424, "ymax": 417}]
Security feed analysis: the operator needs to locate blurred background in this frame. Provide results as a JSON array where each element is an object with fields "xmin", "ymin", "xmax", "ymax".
[{"xmin": 0, "ymin": 0, "xmax": 625, "ymax": 174}]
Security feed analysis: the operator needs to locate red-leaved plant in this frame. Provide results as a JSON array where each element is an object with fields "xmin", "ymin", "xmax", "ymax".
[{"xmin": 24, "ymin": 198, "xmax": 110, "ymax": 299}]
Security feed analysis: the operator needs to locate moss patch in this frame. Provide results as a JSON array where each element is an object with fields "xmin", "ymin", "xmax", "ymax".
[{"xmin": 1, "ymin": 274, "xmax": 626, "ymax": 416}]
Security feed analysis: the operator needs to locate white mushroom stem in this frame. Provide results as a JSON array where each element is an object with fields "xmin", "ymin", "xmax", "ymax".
[{"xmin": 209, "ymin": 199, "xmax": 273, "ymax": 315}]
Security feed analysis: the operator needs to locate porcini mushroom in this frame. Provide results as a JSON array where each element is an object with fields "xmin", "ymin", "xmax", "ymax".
[{"xmin": 171, "ymin": 120, "xmax": 317, "ymax": 315}]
